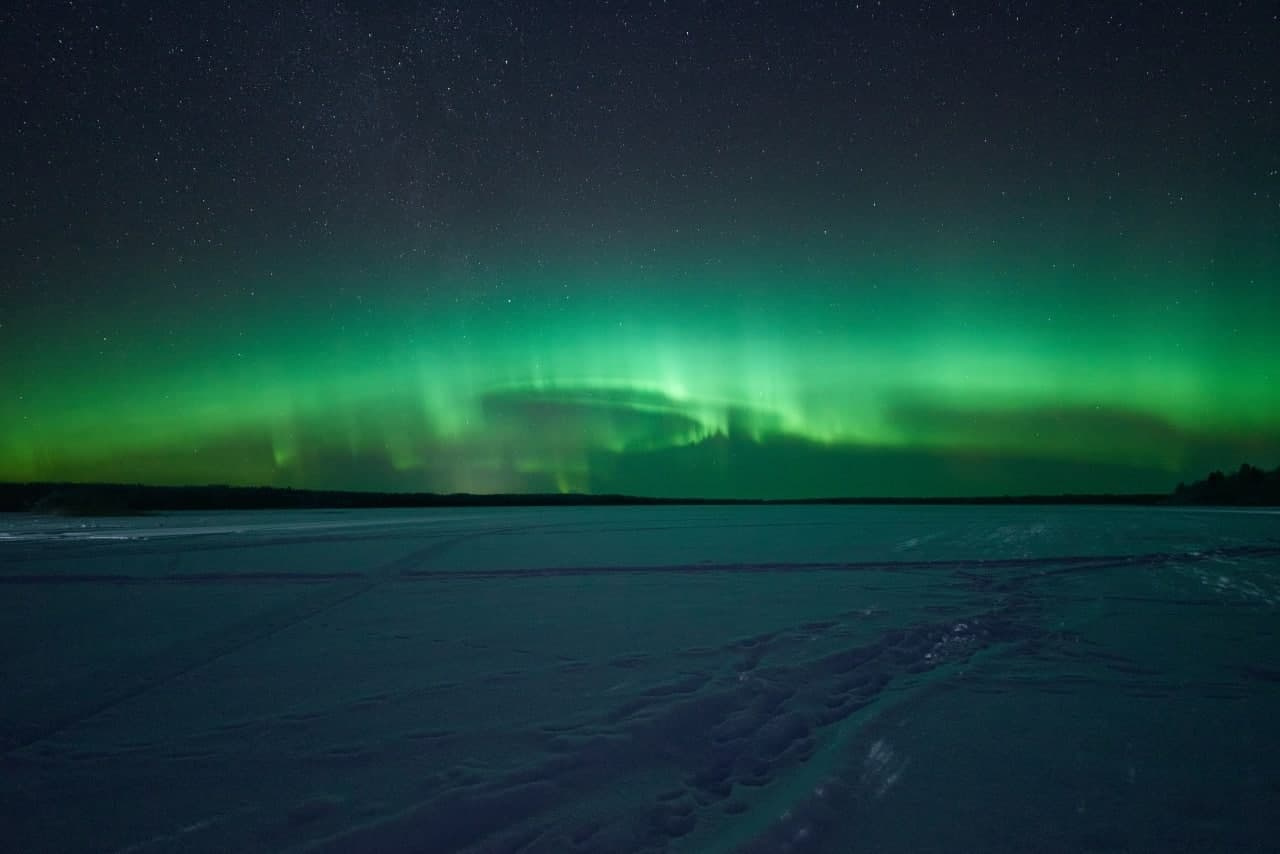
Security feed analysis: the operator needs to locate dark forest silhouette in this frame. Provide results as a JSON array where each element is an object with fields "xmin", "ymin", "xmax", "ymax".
[
  {"xmin": 1, "ymin": 463, "xmax": 1276, "ymax": 514},
  {"xmin": 1172, "ymin": 463, "xmax": 1280, "ymax": 507}
]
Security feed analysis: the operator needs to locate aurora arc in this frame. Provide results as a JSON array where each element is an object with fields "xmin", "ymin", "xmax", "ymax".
[{"xmin": 5, "ymin": 246, "xmax": 1278, "ymax": 499}]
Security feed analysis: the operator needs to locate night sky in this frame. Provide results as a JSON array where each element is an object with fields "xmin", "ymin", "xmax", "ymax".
[{"xmin": 2, "ymin": 1, "xmax": 1277, "ymax": 498}]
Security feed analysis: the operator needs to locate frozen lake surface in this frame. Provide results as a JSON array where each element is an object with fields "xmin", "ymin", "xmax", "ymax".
[{"xmin": 2, "ymin": 505, "xmax": 1279, "ymax": 853}]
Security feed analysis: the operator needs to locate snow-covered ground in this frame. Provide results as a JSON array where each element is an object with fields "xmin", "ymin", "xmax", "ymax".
[{"xmin": 2, "ymin": 505, "xmax": 1278, "ymax": 853}]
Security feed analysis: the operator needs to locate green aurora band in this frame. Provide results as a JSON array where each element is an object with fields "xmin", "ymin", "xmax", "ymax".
[{"xmin": 4, "ymin": 242, "xmax": 1278, "ymax": 498}]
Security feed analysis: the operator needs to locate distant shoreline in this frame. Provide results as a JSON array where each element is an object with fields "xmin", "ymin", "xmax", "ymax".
[
  {"xmin": 3, "ymin": 464, "xmax": 1276, "ymax": 514},
  {"xmin": 0, "ymin": 480, "xmax": 1249, "ymax": 515}
]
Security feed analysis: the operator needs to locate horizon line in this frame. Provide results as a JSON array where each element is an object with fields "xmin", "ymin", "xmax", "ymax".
[{"xmin": 0, "ymin": 479, "xmax": 1175, "ymax": 508}]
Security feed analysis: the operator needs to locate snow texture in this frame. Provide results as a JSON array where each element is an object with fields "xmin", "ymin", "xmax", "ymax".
[{"xmin": 2, "ymin": 505, "xmax": 1279, "ymax": 852}]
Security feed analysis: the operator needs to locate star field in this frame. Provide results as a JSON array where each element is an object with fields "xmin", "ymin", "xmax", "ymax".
[{"xmin": 2, "ymin": 1, "xmax": 1277, "ymax": 497}]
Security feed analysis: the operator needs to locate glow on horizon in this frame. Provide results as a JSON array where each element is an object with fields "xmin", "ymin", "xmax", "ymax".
[{"xmin": 4, "ymin": 255, "xmax": 1277, "ymax": 498}]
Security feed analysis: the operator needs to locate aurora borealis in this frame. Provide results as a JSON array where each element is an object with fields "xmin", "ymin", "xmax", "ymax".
[{"xmin": 3, "ymin": 2, "xmax": 1277, "ymax": 498}]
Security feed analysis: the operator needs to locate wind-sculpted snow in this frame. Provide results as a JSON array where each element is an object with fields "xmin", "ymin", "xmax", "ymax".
[{"xmin": 1, "ymin": 506, "xmax": 1278, "ymax": 853}]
